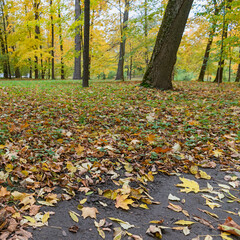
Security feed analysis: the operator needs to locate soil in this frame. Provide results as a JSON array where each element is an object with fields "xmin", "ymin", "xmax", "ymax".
[{"xmin": 29, "ymin": 166, "xmax": 240, "ymax": 240}]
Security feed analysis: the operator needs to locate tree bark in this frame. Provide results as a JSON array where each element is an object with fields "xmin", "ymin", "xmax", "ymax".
[
  {"xmin": 82, "ymin": 0, "xmax": 90, "ymax": 87},
  {"xmin": 235, "ymin": 49, "xmax": 240, "ymax": 82},
  {"xmin": 213, "ymin": 0, "xmax": 232, "ymax": 84},
  {"xmin": 198, "ymin": 0, "xmax": 220, "ymax": 82},
  {"xmin": 73, "ymin": 0, "xmax": 82, "ymax": 80},
  {"xmin": 34, "ymin": 0, "xmax": 40, "ymax": 79},
  {"xmin": 144, "ymin": 0, "xmax": 148, "ymax": 66},
  {"xmin": 50, "ymin": 0, "xmax": 55, "ymax": 79},
  {"xmin": 115, "ymin": 0, "xmax": 129, "ymax": 81},
  {"xmin": 58, "ymin": 1, "xmax": 65, "ymax": 79},
  {"xmin": 0, "ymin": 27, "xmax": 8, "ymax": 78},
  {"xmin": 141, "ymin": 0, "xmax": 193, "ymax": 90}
]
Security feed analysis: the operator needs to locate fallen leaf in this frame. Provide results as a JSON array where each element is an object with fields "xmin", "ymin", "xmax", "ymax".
[
  {"xmin": 68, "ymin": 225, "xmax": 79, "ymax": 233},
  {"xmin": 218, "ymin": 217, "xmax": 240, "ymax": 236},
  {"xmin": 115, "ymin": 194, "xmax": 134, "ymax": 210},
  {"xmin": 176, "ymin": 177, "xmax": 200, "ymax": 193},
  {"xmin": 146, "ymin": 225, "xmax": 162, "ymax": 239},
  {"xmin": 168, "ymin": 193, "xmax": 180, "ymax": 201},
  {"xmin": 109, "ymin": 217, "xmax": 134, "ymax": 230},
  {"xmin": 69, "ymin": 211, "xmax": 79, "ymax": 222},
  {"xmin": 0, "ymin": 187, "xmax": 10, "ymax": 197},
  {"xmin": 183, "ymin": 226, "xmax": 190, "ymax": 235},
  {"xmin": 168, "ymin": 202, "xmax": 182, "ymax": 212},
  {"xmin": 81, "ymin": 207, "xmax": 99, "ymax": 219},
  {"xmin": 174, "ymin": 220, "xmax": 195, "ymax": 226},
  {"xmin": 42, "ymin": 212, "xmax": 50, "ymax": 224}
]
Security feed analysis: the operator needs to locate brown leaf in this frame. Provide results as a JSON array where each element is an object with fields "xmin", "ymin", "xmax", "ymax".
[
  {"xmin": 69, "ymin": 225, "xmax": 79, "ymax": 233},
  {"xmin": 0, "ymin": 187, "xmax": 10, "ymax": 197},
  {"xmin": 218, "ymin": 216, "xmax": 240, "ymax": 236},
  {"xmin": 7, "ymin": 218, "xmax": 18, "ymax": 232},
  {"xmin": 167, "ymin": 202, "xmax": 182, "ymax": 212},
  {"xmin": 152, "ymin": 147, "xmax": 171, "ymax": 153},
  {"xmin": 81, "ymin": 207, "xmax": 99, "ymax": 219},
  {"xmin": 193, "ymin": 215, "xmax": 214, "ymax": 229},
  {"xmin": 29, "ymin": 205, "xmax": 41, "ymax": 216}
]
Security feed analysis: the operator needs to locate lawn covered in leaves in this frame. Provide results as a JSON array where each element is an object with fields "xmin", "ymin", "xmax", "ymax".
[{"xmin": 0, "ymin": 80, "xmax": 239, "ymax": 238}]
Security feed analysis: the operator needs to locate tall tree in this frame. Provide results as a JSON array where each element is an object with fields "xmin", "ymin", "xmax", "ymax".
[
  {"xmin": 144, "ymin": 0, "xmax": 148, "ymax": 66},
  {"xmin": 115, "ymin": 0, "xmax": 129, "ymax": 81},
  {"xmin": 33, "ymin": 0, "xmax": 40, "ymax": 79},
  {"xmin": 236, "ymin": 48, "xmax": 240, "ymax": 82},
  {"xmin": 73, "ymin": 0, "xmax": 82, "ymax": 80},
  {"xmin": 198, "ymin": 0, "xmax": 220, "ymax": 82},
  {"xmin": 213, "ymin": 0, "xmax": 232, "ymax": 84},
  {"xmin": 82, "ymin": 0, "xmax": 90, "ymax": 87},
  {"xmin": 50, "ymin": 0, "xmax": 55, "ymax": 79},
  {"xmin": 141, "ymin": 0, "xmax": 194, "ymax": 90},
  {"xmin": 58, "ymin": 0, "xmax": 65, "ymax": 79}
]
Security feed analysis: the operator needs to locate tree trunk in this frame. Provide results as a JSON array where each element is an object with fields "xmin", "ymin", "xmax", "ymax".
[
  {"xmin": 82, "ymin": 0, "xmax": 90, "ymax": 87},
  {"xmin": 115, "ymin": 0, "xmax": 129, "ymax": 81},
  {"xmin": 213, "ymin": 0, "xmax": 232, "ymax": 84},
  {"xmin": 141, "ymin": 0, "xmax": 193, "ymax": 90},
  {"xmin": 58, "ymin": 1, "xmax": 65, "ymax": 79},
  {"xmin": 50, "ymin": 0, "xmax": 55, "ymax": 79},
  {"xmin": 144, "ymin": 0, "xmax": 148, "ymax": 66},
  {"xmin": 198, "ymin": 0, "xmax": 220, "ymax": 82},
  {"xmin": 0, "ymin": 28, "xmax": 8, "ymax": 78},
  {"xmin": 34, "ymin": 0, "xmax": 40, "ymax": 79},
  {"xmin": 29, "ymin": 58, "xmax": 32, "ymax": 78},
  {"xmin": 1, "ymin": 1, "xmax": 11, "ymax": 79},
  {"xmin": 235, "ymin": 48, "xmax": 240, "ymax": 82},
  {"xmin": 73, "ymin": 0, "xmax": 82, "ymax": 80}
]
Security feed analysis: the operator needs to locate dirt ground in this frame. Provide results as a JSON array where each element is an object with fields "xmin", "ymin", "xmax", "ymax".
[{"xmin": 29, "ymin": 166, "xmax": 240, "ymax": 240}]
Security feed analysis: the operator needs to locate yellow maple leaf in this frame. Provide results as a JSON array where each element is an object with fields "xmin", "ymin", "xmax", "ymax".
[
  {"xmin": 75, "ymin": 145, "xmax": 84, "ymax": 155},
  {"xmin": 115, "ymin": 194, "xmax": 134, "ymax": 210},
  {"xmin": 176, "ymin": 177, "xmax": 200, "ymax": 193},
  {"xmin": 212, "ymin": 149, "xmax": 223, "ymax": 157}
]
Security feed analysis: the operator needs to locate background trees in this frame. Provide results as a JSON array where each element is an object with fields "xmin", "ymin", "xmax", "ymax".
[{"xmin": 0, "ymin": 0, "xmax": 239, "ymax": 83}]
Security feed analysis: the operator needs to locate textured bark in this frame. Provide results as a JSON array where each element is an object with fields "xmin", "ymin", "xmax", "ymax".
[
  {"xmin": 115, "ymin": 0, "xmax": 129, "ymax": 81},
  {"xmin": 142, "ymin": 0, "xmax": 193, "ymax": 90},
  {"xmin": 213, "ymin": 0, "xmax": 232, "ymax": 84},
  {"xmin": 0, "ymin": 27, "xmax": 8, "ymax": 78},
  {"xmin": 34, "ymin": 0, "xmax": 40, "ymax": 79},
  {"xmin": 144, "ymin": 0, "xmax": 148, "ymax": 66},
  {"xmin": 50, "ymin": 0, "xmax": 55, "ymax": 79},
  {"xmin": 198, "ymin": 0, "xmax": 219, "ymax": 82},
  {"xmin": 58, "ymin": 2, "xmax": 65, "ymax": 79},
  {"xmin": 1, "ymin": 1, "xmax": 11, "ymax": 78},
  {"xmin": 236, "ymin": 64, "xmax": 240, "ymax": 82},
  {"xmin": 82, "ymin": 0, "xmax": 90, "ymax": 87},
  {"xmin": 73, "ymin": 0, "xmax": 82, "ymax": 80}
]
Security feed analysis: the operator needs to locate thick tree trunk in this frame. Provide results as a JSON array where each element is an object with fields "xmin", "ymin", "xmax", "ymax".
[
  {"xmin": 115, "ymin": 0, "xmax": 129, "ymax": 81},
  {"xmin": 82, "ymin": 0, "xmax": 90, "ymax": 87},
  {"xmin": 144, "ymin": 0, "xmax": 148, "ymax": 66},
  {"xmin": 50, "ymin": 0, "xmax": 55, "ymax": 79},
  {"xmin": 29, "ymin": 58, "xmax": 32, "ymax": 78},
  {"xmin": 141, "ymin": 0, "xmax": 193, "ymax": 90},
  {"xmin": 58, "ymin": 2, "xmax": 65, "ymax": 79},
  {"xmin": 1, "ymin": 2, "xmax": 11, "ymax": 79},
  {"xmin": 0, "ymin": 28, "xmax": 8, "ymax": 78},
  {"xmin": 213, "ymin": 0, "xmax": 232, "ymax": 84},
  {"xmin": 15, "ymin": 67, "xmax": 21, "ymax": 78},
  {"xmin": 236, "ymin": 64, "xmax": 240, "ymax": 82},
  {"xmin": 198, "ymin": 0, "xmax": 219, "ymax": 82},
  {"xmin": 73, "ymin": 0, "xmax": 82, "ymax": 80},
  {"xmin": 34, "ymin": 0, "xmax": 40, "ymax": 79}
]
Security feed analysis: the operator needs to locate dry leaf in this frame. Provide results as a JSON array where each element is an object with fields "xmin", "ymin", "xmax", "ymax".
[
  {"xmin": 176, "ymin": 177, "xmax": 200, "ymax": 193},
  {"xmin": 146, "ymin": 225, "xmax": 162, "ymax": 239},
  {"xmin": 69, "ymin": 211, "xmax": 79, "ymax": 222},
  {"xmin": 218, "ymin": 217, "xmax": 240, "ymax": 236},
  {"xmin": 109, "ymin": 217, "xmax": 134, "ymax": 230},
  {"xmin": 81, "ymin": 207, "xmax": 99, "ymax": 219},
  {"xmin": 168, "ymin": 202, "xmax": 182, "ymax": 212},
  {"xmin": 174, "ymin": 220, "xmax": 195, "ymax": 226},
  {"xmin": 115, "ymin": 194, "xmax": 134, "ymax": 210}
]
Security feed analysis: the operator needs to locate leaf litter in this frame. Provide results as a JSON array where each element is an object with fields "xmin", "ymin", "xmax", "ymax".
[{"xmin": 0, "ymin": 81, "xmax": 239, "ymax": 239}]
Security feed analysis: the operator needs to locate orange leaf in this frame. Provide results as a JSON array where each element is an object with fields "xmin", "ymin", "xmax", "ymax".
[
  {"xmin": 0, "ymin": 187, "xmax": 10, "ymax": 198},
  {"xmin": 115, "ymin": 194, "xmax": 134, "ymax": 210},
  {"xmin": 153, "ymin": 147, "xmax": 172, "ymax": 153},
  {"xmin": 218, "ymin": 217, "xmax": 240, "ymax": 236}
]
